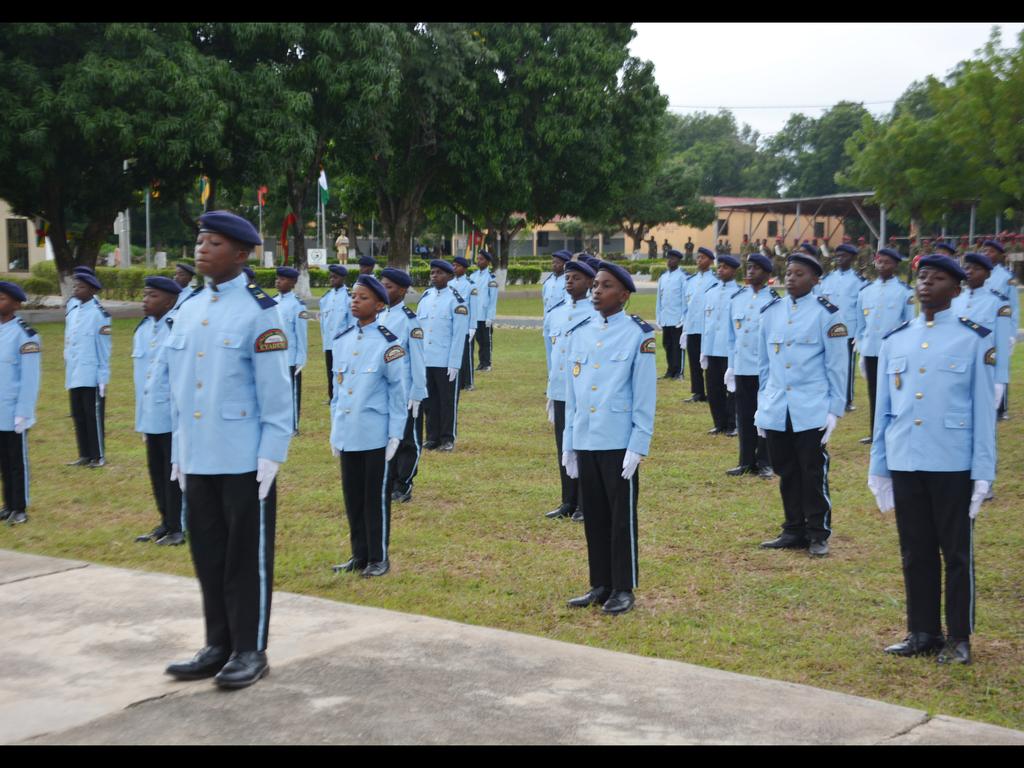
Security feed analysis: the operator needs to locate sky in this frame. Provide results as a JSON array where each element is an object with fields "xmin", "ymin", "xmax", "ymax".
[{"xmin": 630, "ymin": 22, "xmax": 1024, "ymax": 138}]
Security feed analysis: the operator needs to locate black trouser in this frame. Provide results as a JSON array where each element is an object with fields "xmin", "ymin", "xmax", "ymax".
[
  {"xmin": 706, "ymin": 355, "xmax": 735, "ymax": 431},
  {"xmin": 552, "ymin": 400, "xmax": 579, "ymax": 509},
  {"xmin": 324, "ymin": 350, "xmax": 334, "ymax": 400},
  {"xmin": 735, "ymin": 375, "xmax": 770, "ymax": 469},
  {"xmin": 459, "ymin": 334, "xmax": 474, "ymax": 389},
  {"xmin": 766, "ymin": 412, "xmax": 831, "ymax": 542},
  {"xmin": 892, "ymin": 470, "xmax": 974, "ymax": 638},
  {"xmin": 685, "ymin": 333, "xmax": 706, "ymax": 398},
  {"xmin": 474, "ymin": 321, "xmax": 493, "ymax": 367},
  {"xmin": 341, "ymin": 448, "xmax": 391, "ymax": 564},
  {"xmin": 289, "ymin": 365, "xmax": 302, "ymax": 431},
  {"xmin": 425, "ymin": 366, "xmax": 459, "ymax": 444},
  {"xmin": 662, "ymin": 326, "xmax": 683, "ymax": 378},
  {"xmin": 845, "ymin": 338, "xmax": 856, "ymax": 409},
  {"xmin": 185, "ymin": 472, "xmax": 276, "ymax": 653},
  {"xmin": 0, "ymin": 430, "xmax": 29, "ymax": 512},
  {"xmin": 389, "ymin": 406, "xmax": 423, "ymax": 495},
  {"xmin": 145, "ymin": 432, "xmax": 182, "ymax": 534},
  {"xmin": 69, "ymin": 386, "xmax": 105, "ymax": 461},
  {"xmin": 864, "ymin": 355, "xmax": 879, "ymax": 436},
  {"xmin": 577, "ymin": 449, "xmax": 639, "ymax": 591}
]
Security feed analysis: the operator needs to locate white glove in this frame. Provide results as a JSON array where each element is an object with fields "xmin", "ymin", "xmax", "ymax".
[
  {"xmin": 1010, "ymin": 335, "xmax": 1017, "ymax": 351},
  {"xmin": 859, "ymin": 354, "xmax": 867, "ymax": 380},
  {"xmin": 331, "ymin": 445, "xmax": 340, "ymax": 458},
  {"xmin": 469, "ymin": 328, "xmax": 476, "ymax": 340},
  {"xmin": 819, "ymin": 412, "xmax": 838, "ymax": 445},
  {"xmin": 995, "ymin": 383, "xmax": 1005, "ymax": 406},
  {"xmin": 13, "ymin": 416, "xmax": 28, "ymax": 434},
  {"xmin": 485, "ymin": 320, "xmax": 493, "ymax": 328},
  {"xmin": 562, "ymin": 449, "xmax": 578, "ymax": 479},
  {"xmin": 754, "ymin": 409, "xmax": 766, "ymax": 438},
  {"xmin": 969, "ymin": 480, "xmax": 991, "ymax": 519},
  {"xmin": 256, "ymin": 458, "xmax": 280, "ymax": 500},
  {"xmin": 170, "ymin": 463, "xmax": 186, "ymax": 492},
  {"xmin": 99, "ymin": 383, "xmax": 106, "ymax": 398},
  {"xmin": 724, "ymin": 367, "xmax": 736, "ymax": 393},
  {"xmin": 295, "ymin": 364, "xmax": 304, "ymax": 374},
  {"xmin": 621, "ymin": 449, "xmax": 643, "ymax": 480},
  {"xmin": 408, "ymin": 400, "xmax": 421, "ymax": 418},
  {"xmin": 385, "ymin": 437, "xmax": 400, "ymax": 462},
  {"xmin": 141, "ymin": 433, "xmax": 147, "ymax": 443},
  {"xmin": 446, "ymin": 367, "xmax": 458, "ymax": 382},
  {"xmin": 700, "ymin": 354, "xmax": 709, "ymax": 370},
  {"xmin": 867, "ymin": 475, "xmax": 895, "ymax": 514},
  {"xmin": 851, "ymin": 338, "xmax": 858, "ymax": 352},
  {"xmin": 680, "ymin": 333, "xmax": 688, "ymax": 350},
  {"xmin": 546, "ymin": 398, "xmax": 555, "ymax": 424}
]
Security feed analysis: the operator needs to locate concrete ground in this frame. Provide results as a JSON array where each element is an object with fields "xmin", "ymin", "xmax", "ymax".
[{"xmin": 2, "ymin": 549, "xmax": 1022, "ymax": 745}]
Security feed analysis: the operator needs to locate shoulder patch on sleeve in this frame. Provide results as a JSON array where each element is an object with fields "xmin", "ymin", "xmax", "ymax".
[
  {"xmin": 403, "ymin": 305, "xmax": 417, "ymax": 319},
  {"xmin": 998, "ymin": 304, "xmax": 1012, "ymax": 317},
  {"xmin": 254, "ymin": 328, "xmax": 288, "ymax": 352},
  {"xmin": 827, "ymin": 322, "xmax": 848, "ymax": 338},
  {"xmin": 882, "ymin": 320, "xmax": 910, "ymax": 339},
  {"xmin": 817, "ymin": 296, "xmax": 839, "ymax": 314},
  {"xmin": 488, "ymin": 280, "xmax": 498, "ymax": 288},
  {"xmin": 454, "ymin": 304, "xmax": 469, "ymax": 315},
  {"xmin": 20, "ymin": 341, "xmax": 41, "ymax": 354},
  {"xmin": 907, "ymin": 295, "xmax": 915, "ymax": 305},
  {"xmin": 298, "ymin": 310, "xmax": 310, "ymax": 319},
  {"xmin": 630, "ymin": 314, "xmax": 654, "ymax": 332},
  {"xmin": 640, "ymin": 337, "xmax": 656, "ymax": 354},
  {"xmin": 985, "ymin": 347, "xmax": 996, "ymax": 365},
  {"xmin": 761, "ymin": 297, "xmax": 781, "ymax": 313},
  {"xmin": 410, "ymin": 327, "xmax": 424, "ymax": 339},
  {"xmin": 247, "ymin": 282, "xmax": 278, "ymax": 310},
  {"xmin": 565, "ymin": 317, "xmax": 591, "ymax": 336},
  {"xmin": 384, "ymin": 344, "xmax": 406, "ymax": 363},
  {"xmin": 377, "ymin": 325, "xmax": 398, "ymax": 342},
  {"xmin": 958, "ymin": 316, "xmax": 991, "ymax": 337},
  {"xmin": 470, "ymin": 288, "xmax": 479, "ymax": 295},
  {"xmin": 16, "ymin": 317, "xmax": 37, "ymax": 336},
  {"xmin": 99, "ymin": 324, "xmax": 112, "ymax": 335}
]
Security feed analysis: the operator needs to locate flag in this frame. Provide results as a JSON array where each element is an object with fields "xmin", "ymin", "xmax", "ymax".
[
  {"xmin": 258, "ymin": 185, "xmax": 268, "ymax": 207},
  {"xmin": 280, "ymin": 212, "xmax": 298, "ymax": 265},
  {"xmin": 318, "ymin": 169, "xmax": 329, "ymax": 206},
  {"xmin": 36, "ymin": 219, "xmax": 48, "ymax": 247},
  {"xmin": 199, "ymin": 175, "xmax": 211, "ymax": 207}
]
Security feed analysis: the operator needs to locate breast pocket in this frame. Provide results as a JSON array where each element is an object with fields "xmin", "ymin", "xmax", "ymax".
[
  {"xmin": 218, "ymin": 333, "xmax": 244, "ymax": 351},
  {"xmin": 165, "ymin": 334, "xmax": 187, "ymax": 351},
  {"xmin": 939, "ymin": 356, "xmax": 968, "ymax": 374},
  {"xmin": 221, "ymin": 400, "xmax": 256, "ymax": 420},
  {"xmin": 610, "ymin": 350, "xmax": 630, "ymax": 363},
  {"xmin": 944, "ymin": 411, "xmax": 971, "ymax": 429},
  {"xmin": 886, "ymin": 356, "xmax": 907, "ymax": 375}
]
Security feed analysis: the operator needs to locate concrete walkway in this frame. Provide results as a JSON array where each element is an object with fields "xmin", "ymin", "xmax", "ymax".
[{"xmin": 2, "ymin": 549, "xmax": 1022, "ymax": 745}]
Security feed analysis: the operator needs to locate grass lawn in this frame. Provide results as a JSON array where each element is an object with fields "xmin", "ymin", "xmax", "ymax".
[{"xmin": 3, "ymin": 317, "xmax": 1023, "ymax": 730}]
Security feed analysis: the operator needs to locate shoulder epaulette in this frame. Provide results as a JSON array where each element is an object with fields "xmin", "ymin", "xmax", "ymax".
[
  {"xmin": 377, "ymin": 325, "xmax": 397, "ymax": 342},
  {"xmin": 630, "ymin": 314, "xmax": 654, "ymax": 332},
  {"xmin": 958, "ymin": 316, "xmax": 992, "ymax": 337},
  {"xmin": 179, "ymin": 284, "xmax": 204, "ymax": 307},
  {"xmin": 542, "ymin": 274, "xmax": 552, "ymax": 283},
  {"xmin": 705, "ymin": 282, "xmax": 719, "ymax": 292},
  {"xmin": 451, "ymin": 288, "xmax": 465, "ymax": 303},
  {"xmin": 817, "ymin": 296, "xmax": 839, "ymax": 314},
  {"xmin": 859, "ymin": 282, "xmax": 871, "ymax": 291},
  {"xmin": 769, "ymin": 288, "xmax": 780, "ymax": 299},
  {"xmin": 990, "ymin": 288, "xmax": 1010, "ymax": 302},
  {"xmin": 93, "ymin": 298, "xmax": 110, "ymax": 317},
  {"xmin": 402, "ymin": 305, "xmax": 417, "ymax": 319},
  {"xmin": 16, "ymin": 317, "xmax": 37, "ymax": 336},
  {"xmin": 685, "ymin": 272, "xmax": 696, "ymax": 280},
  {"xmin": 565, "ymin": 316, "xmax": 591, "ymax": 335},
  {"xmin": 761, "ymin": 296, "xmax": 781, "ymax": 313},
  {"xmin": 333, "ymin": 324, "xmax": 356, "ymax": 340},
  {"xmin": 898, "ymin": 279, "xmax": 910, "ymax": 289},
  {"xmin": 882, "ymin": 320, "xmax": 910, "ymax": 339},
  {"xmin": 731, "ymin": 287, "xmax": 746, "ymax": 299},
  {"xmin": 549, "ymin": 298, "xmax": 566, "ymax": 312},
  {"xmin": 246, "ymin": 282, "xmax": 278, "ymax": 309},
  {"xmin": 134, "ymin": 317, "xmax": 148, "ymax": 333}
]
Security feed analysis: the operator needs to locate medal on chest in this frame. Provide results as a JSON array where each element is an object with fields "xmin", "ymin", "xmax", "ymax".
[
  {"xmin": 572, "ymin": 361, "xmax": 581, "ymax": 377},
  {"xmin": 894, "ymin": 372, "xmax": 901, "ymax": 390}
]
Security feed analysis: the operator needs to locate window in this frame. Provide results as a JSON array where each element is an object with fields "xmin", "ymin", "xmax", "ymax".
[
  {"xmin": 767, "ymin": 220, "xmax": 778, "ymax": 238},
  {"xmin": 6, "ymin": 219, "xmax": 28, "ymax": 271},
  {"xmin": 536, "ymin": 231, "xmax": 550, "ymax": 247},
  {"xmin": 717, "ymin": 219, "xmax": 729, "ymax": 236},
  {"xmin": 814, "ymin": 222, "xmax": 825, "ymax": 238}
]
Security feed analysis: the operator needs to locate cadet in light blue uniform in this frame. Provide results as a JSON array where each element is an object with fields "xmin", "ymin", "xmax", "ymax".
[
  {"xmin": 379, "ymin": 268, "xmax": 428, "ymax": 504},
  {"xmin": 132, "ymin": 276, "xmax": 185, "ymax": 546},
  {"xmin": 544, "ymin": 259, "xmax": 599, "ymax": 521},
  {"xmin": 451, "ymin": 256, "xmax": 476, "ymax": 391},
  {"xmin": 682, "ymin": 246, "xmax": 717, "ymax": 402},
  {"xmin": 656, "ymin": 248, "xmax": 686, "ymax": 379},
  {"xmin": 542, "ymin": 250, "xmax": 572, "ymax": 370},
  {"xmin": 319, "ymin": 264, "xmax": 350, "ymax": 401},
  {"xmin": 164, "ymin": 211, "xmax": 292, "ymax": 690},
  {"xmin": 700, "ymin": 254, "xmax": 739, "ymax": 435},
  {"xmin": 952, "ymin": 252, "xmax": 1012, "ymax": 401},
  {"xmin": 756, "ymin": 250, "xmax": 848, "ymax": 557},
  {"xmin": 855, "ymin": 247, "xmax": 915, "ymax": 443},
  {"xmin": 980, "ymin": 240, "xmax": 1018, "ymax": 419},
  {"xmin": 173, "ymin": 262, "xmax": 198, "ymax": 308},
  {"xmin": 0, "ymin": 282, "xmax": 40, "ymax": 526},
  {"xmin": 562, "ymin": 261, "xmax": 656, "ymax": 615},
  {"xmin": 819, "ymin": 243, "xmax": 867, "ymax": 410},
  {"xmin": 64, "ymin": 271, "xmax": 112, "ymax": 468},
  {"xmin": 329, "ymin": 275, "xmax": 408, "ymax": 578},
  {"xmin": 417, "ymin": 259, "xmax": 471, "ymax": 450},
  {"xmin": 869, "ymin": 254, "xmax": 996, "ymax": 665},
  {"xmin": 274, "ymin": 266, "xmax": 309, "ymax": 434},
  {"xmin": 469, "ymin": 250, "xmax": 499, "ymax": 370}
]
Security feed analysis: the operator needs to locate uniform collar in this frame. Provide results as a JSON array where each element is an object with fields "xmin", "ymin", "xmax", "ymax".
[
  {"xmin": 207, "ymin": 271, "xmax": 248, "ymax": 293},
  {"xmin": 789, "ymin": 290, "xmax": 816, "ymax": 307},
  {"xmin": 918, "ymin": 306, "xmax": 957, "ymax": 326},
  {"xmin": 600, "ymin": 309, "xmax": 628, "ymax": 326},
  {"xmin": 720, "ymin": 279, "xmax": 736, "ymax": 289}
]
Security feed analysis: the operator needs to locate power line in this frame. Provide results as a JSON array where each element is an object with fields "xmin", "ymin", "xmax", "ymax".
[{"xmin": 668, "ymin": 100, "xmax": 897, "ymax": 111}]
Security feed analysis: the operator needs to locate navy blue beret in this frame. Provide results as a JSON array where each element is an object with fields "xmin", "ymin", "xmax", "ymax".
[
  {"xmin": 242, "ymin": 265, "xmax": 255, "ymax": 280},
  {"xmin": 328, "ymin": 264, "xmax": 348, "ymax": 277},
  {"xmin": 73, "ymin": 265, "xmax": 97, "ymax": 276},
  {"xmin": 963, "ymin": 251, "xmax": 993, "ymax": 271},
  {"xmin": 565, "ymin": 260, "xmax": 596, "ymax": 278},
  {"xmin": 666, "ymin": 249, "xmax": 684, "ymax": 259},
  {"xmin": 798, "ymin": 242, "xmax": 819, "ymax": 258},
  {"xmin": 747, "ymin": 253, "xmax": 773, "ymax": 273},
  {"xmin": 198, "ymin": 210, "xmax": 262, "ymax": 247},
  {"xmin": 717, "ymin": 254, "xmax": 741, "ymax": 268},
  {"xmin": 355, "ymin": 274, "xmax": 389, "ymax": 304},
  {"xmin": 453, "ymin": 256, "xmax": 470, "ymax": 268},
  {"xmin": 358, "ymin": 255, "xmax": 377, "ymax": 267},
  {"xmin": 933, "ymin": 241, "xmax": 957, "ymax": 255},
  {"xmin": 982, "ymin": 239, "xmax": 1005, "ymax": 254},
  {"xmin": 479, "ymin": 250, "xmax": 494, "ymax": 262},
  {"xmin": 74, "ymin": 272, "xmax": 103, "ymax": 290},
  {"xmin": 876, "ymin": 247, "xmax": 903, "ymax": 262},
  {"xmin": 276, "ymin": 267, "xmax": 299, "ymax": 280},
  {"xmin": 144, "ymin": 276, "xmax": 181, "ymax": 295},
  {"xmin": 918, "ymin": 254, "xmax": 966, "ymax": 282},
  {"xmin": 379, "ymin": 267, "xmax": 411, "ymax": 288},
  {"xmin": 786, "ymin": 252, "xmax": 823, "ymax": 276},
  {"xmin": 0, "ymin": 281, "xmax": 28, "ymax": 302},
  {"xmin": 596, "ymin": 260, "xmax": 636, "ymax": 292},
  {"xmin": 835, "ymin": 243, "xmax": 858, "ymax": 256},
  {"xmin": 697, "ymin": 246, "xmax": 715, "ymax": 259},
  {"xmin": 552, "ymin": 249, "xmax": 572, "ymax": 262},
  {"xmin": 430, "ymin": 259, "xmax": 455, "ymax": 275},
  {"xmin": 175, "ymin": 262, "xmax": 196, "ymax": 276}
]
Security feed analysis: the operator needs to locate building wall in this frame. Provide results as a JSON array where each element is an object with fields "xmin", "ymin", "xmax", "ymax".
[{"xmin": 0, "ymin": 199, "xmax": 48, "ymax": 273}]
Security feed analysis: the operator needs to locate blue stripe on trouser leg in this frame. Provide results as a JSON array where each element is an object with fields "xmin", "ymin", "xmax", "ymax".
[
  {"xmin": 257, "ymin": 497, "xmax": 268, "ymax": 651},
  {"xmin": 380, "ymin": 463, "xmax": 389, "ymax": 560},
  {"xmin": 452, "ymin": 372, "xmax": 460, "ymax": 439},
  {"xmin": 821, "ymin": 448, "xmax": 832, "ymax": 533},
  {"xmin": 21, "ymin": 432, "xmax": 30, "ymax": 508},
  {"xmin": 628, "ymin": 473, "xmax": 637, "ymax": 589}
]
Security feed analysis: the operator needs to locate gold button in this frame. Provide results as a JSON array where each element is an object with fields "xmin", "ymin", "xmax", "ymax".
[
  {"xmin": 210, "ymin": 296, "xmax": 218, "ymax": 302},
  {"xmin": 591, "ymin": 385, "xmax": 597, "ymax": 391},
  {"xmin": 348, "ymin": 389, "xmax": 353, "ymax": 395},
  {"xmin": 914, "ymin": 418, "xmax": 922, "ymax": 425},
  {"xmin": 193, "ymin": 411, "xmax": 201, "ymax": 419},
  {"xmin": 786, "ymin": 386, "xmax": 792, "ymax": 391},
  {"xmin": 926, "ymin": 321, "xmax": 934, "ymax": 327},
  {"xmin": 593, "ymin": 363, "xmax": 600, "ymax": 369},
  {"xmin": 344, "ymin": 409, "xmax": 351, "ymax": 414},
  {"xmin": 589, "ymin": 406, "xmax": 596, "ymax": 413},
  {"xmin": 223, "ymin": 339, "xmax": 230, "ymax": 345},
  {"xmin": 785, "ymin": 363, "xmax": 791, "ymax": 369},
  {"xmin": 919, "ymin": 368, "xmax": 926, "ymax": 374},
  {"xmin": 921, "ymin": 342, "xmax": 929, "ymax": 349},
  {"xmin": 197, "ymin": 352, "xmax": 205, "ymax": 358},
  {"xmin": 949, "ymin": 363, "xmax": 956, "ymax": 369},
  {"xmin": 353, "ymin": 351, "xmax": 359, "ymax": 356},
  {"xmin": 915, "ymin": 392, "xmax": 922, "ymax": 399},
  {"xmin": 787, "ymin": 320, "xmax": 793, "ymax": 325},
  {"xmin": 596, "ymin": 341, "xmax": 603, "ymax": 348},
  {"xmin": 150, "ymin": 341, "xmax": 156, "ymax": 347},
  {"xmin": 240, "ymin": 410, "xmax": 246, "ymax": 417},
  {"xmin": 960, "ymin": 421, "xmax": 965, "ymax": 426},
  {"xmin": 196, "ymin": 381, "xmax": 203, "ymax": 389},
  {"xmin": 201, "ymin": 319, "xmax": 209, "ymax": 326}
]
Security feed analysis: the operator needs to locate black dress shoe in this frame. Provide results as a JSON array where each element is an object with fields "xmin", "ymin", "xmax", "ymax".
[
  {"xmin": 845, "ymin": 404, "xmax": 857, "ymax": 412},
  {"xmin": 998, "ymin": 413, "xmax": 1010, "ymax": 421},
  {"xmin": 166, "ymin": 645, "xmax": 231, "ymax": 680},
  {"xmin": 66, "ymin": 457, "xmax": 91, "ymax": 466},
  {"xmin": 88, "ymin": 458, "xmax": 106, "ymax": 468},
  {"xmin": 392, "ymin": 489, "xmax": 413, "ymax": 503},
  {"xmin": 438, "ymin": 441, "xmax": 455, "ymax": 452},
  {"xmin": 725, "ymin": 428, "xmax": 738, "ymax": 437},
  {"xmin": 601, "ymin": 590, "xmax": 635, "ymax": 615},
  {"xmin": 8, "ymin": 511, "xmax": 27, "ymax": 525},
  {"xmin": 883, "ymin": 632, "xmax": 945, "ymax": 657},
  {"xmin": 0, "ymin": 507, "xmax": 12, "ymax": 522},
  {"xmin": 422, "ymin": 441, "xmax": 439, "ymax": 450},
  {"xmin": 567, "ymin": 586, "xmax": 611, "ymax": 608},
  {"xmin": 808, "ymin": 539, "xmax": 830, "ymax": 557},
  {"xmin": 156, "ymin": 531, "xmax": 186, "ymax": 546},
  {"xmin": 332, "ymin": 557, "xmax": 367, "ymax": 573},
  {"xmin": 214, "ymin": 651, "xmax": 269, "ymax": 689},
  {"xmin": 858, "ymin": 436, "xmax": 872, "ymax": 445},
  {"xmin": 684, "ymin": 395, "xmax": 707, "ymax": 403},
  {"xmin": 757, "ymin": 465, "xmax": 775, "ymax": 479},
  {"xmin": 726, "ymin": 465, "xmax": 754, "ymax": 476},
  {"xmin": 136, "ymin": 526, "xmax": 168, "ymax": 543},
  {"xmin": 361, "ymin": 560, "xmax": 390, "ymax": 577},
  {"xmin": 707, "ymin": 427, "xmax": 723, "ymax": 435},
  {"xmin": 936, "ymin": 637, "xmax": 971, "ymax": 665},
  {"xmin": 759, "ymin": 534, "xmax": 808, "ymax": 549},
  {"xmin": 570, "ymin": 509, "xmax": 585, "ymax": 522},
  {"xmin": 545, "ymin": 504, "xmax": 573, "ymax": 519}
]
